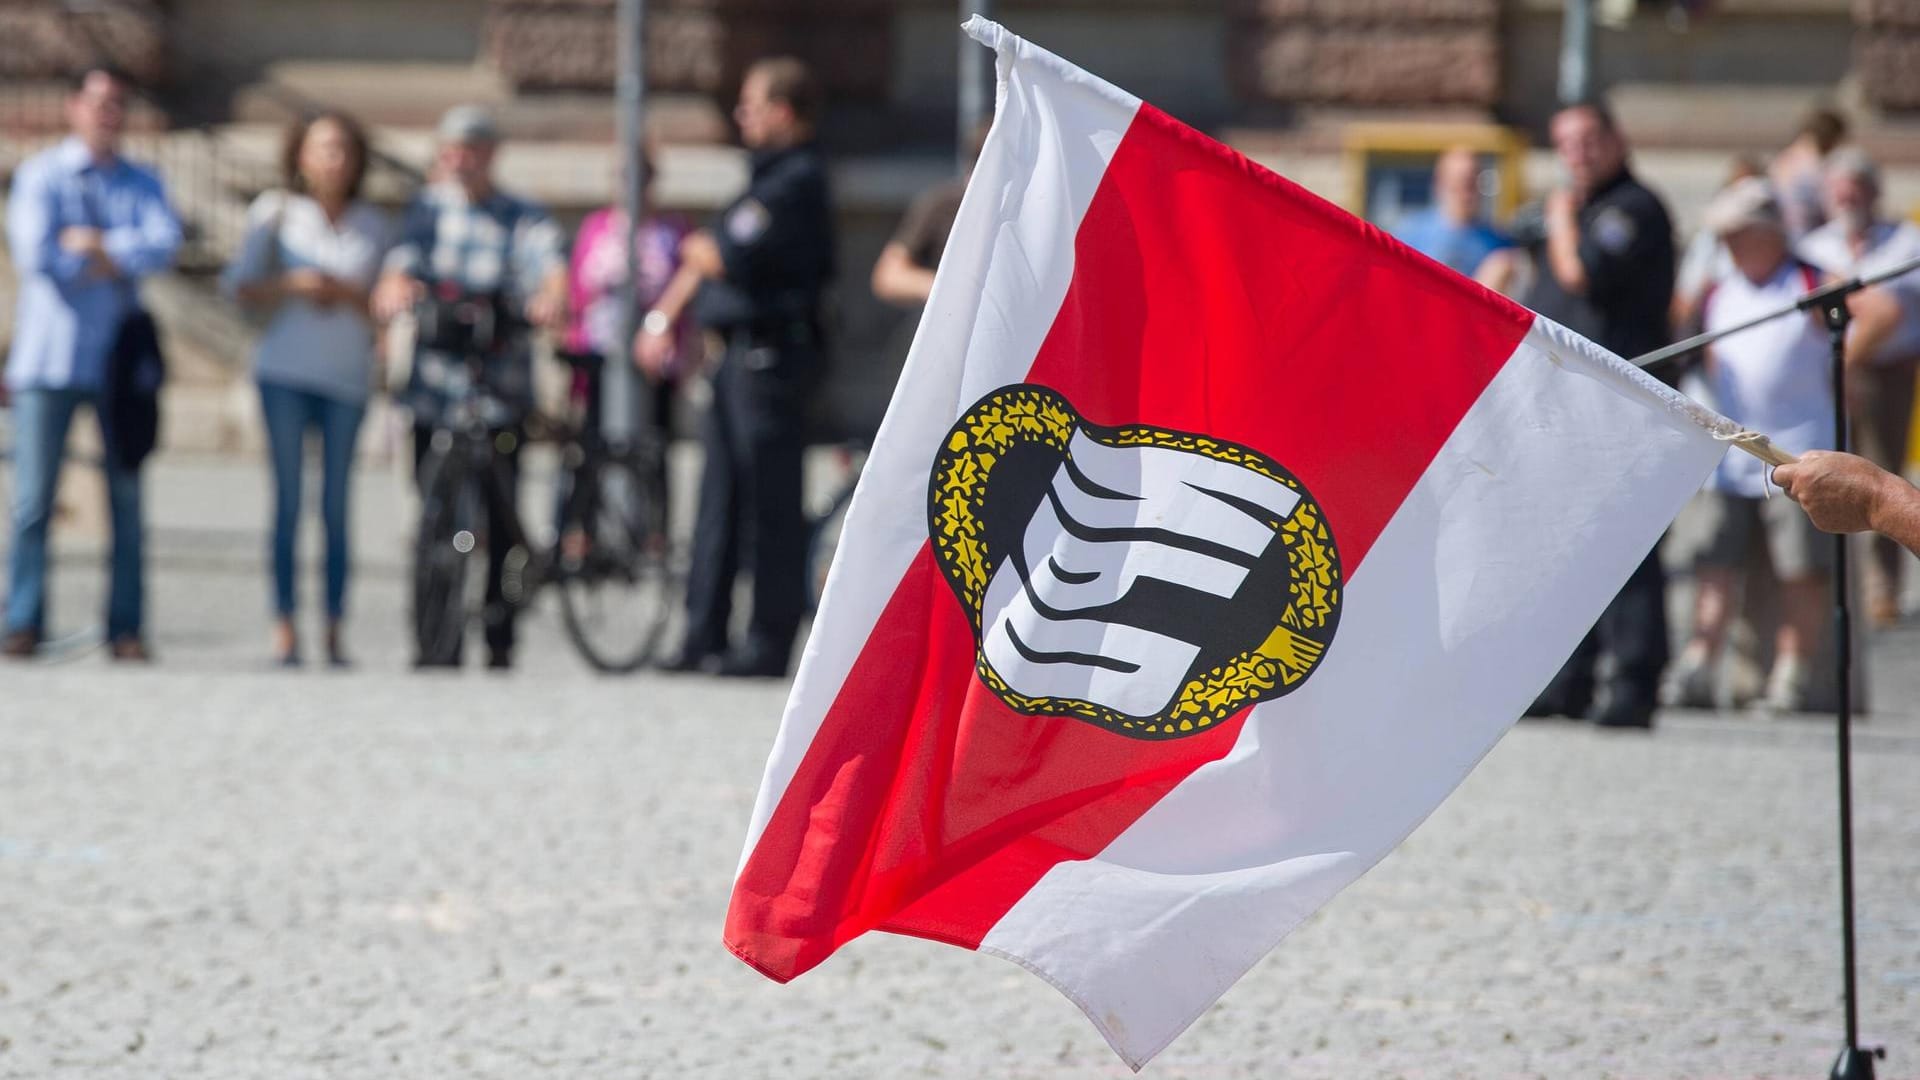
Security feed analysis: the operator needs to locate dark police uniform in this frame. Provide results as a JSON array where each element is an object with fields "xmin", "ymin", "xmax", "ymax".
[
  {"xmin": 1522, "ymin": 167, "xmax": 1677, "ymax": 725},
  {"xmin": 678, "ymin": 142, "xmax": 835, "ymax": 674}
]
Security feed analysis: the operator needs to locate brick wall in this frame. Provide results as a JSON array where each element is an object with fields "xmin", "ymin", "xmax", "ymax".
[
  {"xmin": 482, "ymin": 0, "xmax": 892, "ymax": 101},
  {"xmin": 1857, "ymin": 0, "xmax": 1920, "ymax": 111},
  {"xmin": 1226, "ymin": 0, "xmax": 1502, "ymax": 108},
  {"xmin": 0, "ymin": 0, "xmax": 166, "ymax": 84}
]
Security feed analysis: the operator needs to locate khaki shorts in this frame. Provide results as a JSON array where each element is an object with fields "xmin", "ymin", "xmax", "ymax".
[{"xmin": 1697, "ymin": 491, "xmax": 1833, "ymax": 580}]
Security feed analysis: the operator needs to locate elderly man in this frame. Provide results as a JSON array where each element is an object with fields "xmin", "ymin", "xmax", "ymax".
[
  {"xmin": 373, "ymin": 105, "xmax": 569, "ymax": 670},
  {"xmin": 1662, "ymin": 179, "xmax": 1832, "ymax": 712},
  {"xmin": 3, "ymin": 66, "xmax": 181, "ymax": 662},
  {"xmin": 1796, "ymin": 147, "xmax": 1920, "ymax": 627},
  {"xmin": 1391, "ymin": 146, "xmax": 1511, "ymax": 281}
]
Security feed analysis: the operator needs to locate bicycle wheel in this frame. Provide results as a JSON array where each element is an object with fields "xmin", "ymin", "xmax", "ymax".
[
  {"xmin": 412, "ymin": 440, "xmax": 478, "ymax": 665},
  {"xmin": 555, "ymin": 451, "xmax": 671, "ymax": 673},
  {"xmin": 804, "ymin": 445, "xmax": 866, "ymax": 614},
  {"xmin": 805, "ymin": 482, "xmax": 853, "ymax": 615}
]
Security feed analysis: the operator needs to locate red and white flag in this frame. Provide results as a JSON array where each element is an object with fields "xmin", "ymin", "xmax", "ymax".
[{"xmin": 727, "ymin": 20, "xmax": 1747, "ymax": 1067}]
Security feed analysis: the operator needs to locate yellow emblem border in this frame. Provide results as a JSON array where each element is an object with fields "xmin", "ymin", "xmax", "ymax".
[{"xmin": 927, "ymin": 384, "xmax": 1342, "ymax": 740}]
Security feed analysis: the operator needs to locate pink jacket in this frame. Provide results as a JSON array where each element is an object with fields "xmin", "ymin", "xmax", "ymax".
[{"xmin": 566, "ymin": 207, "xmax": 696, "ymax": 375}]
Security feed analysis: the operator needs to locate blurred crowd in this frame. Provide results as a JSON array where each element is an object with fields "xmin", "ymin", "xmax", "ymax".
[
  {"xmin": 2, "ymin": 59, "xmax": 844, "ymax": 676},
  {"xmin": 1394, "ymin": 102, "xmax": 1920, "ymax": 724},
  {"xmin": 5, "ymin": 63, "xmax": 1919, "ymax": 712}
]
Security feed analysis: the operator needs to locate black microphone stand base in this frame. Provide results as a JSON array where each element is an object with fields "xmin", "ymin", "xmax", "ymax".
[{"xmin": 1830, "ymin": 1044, "xmax": 1885, "ymax": 1080}]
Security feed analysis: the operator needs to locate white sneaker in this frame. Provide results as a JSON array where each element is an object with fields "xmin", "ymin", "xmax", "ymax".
[
  {"xmin": 1760, "ymin": 658, "xmax": 1811, "ymax": 714},
  {"xmin": 1659, "ymin": 651, "xmax": 1715, "ymax": 709}
]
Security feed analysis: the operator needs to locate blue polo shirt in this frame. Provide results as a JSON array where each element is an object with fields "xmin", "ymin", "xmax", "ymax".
[{"xmin": 1392, "ymin": 207, "xmax": 1510, "ymax": 280}]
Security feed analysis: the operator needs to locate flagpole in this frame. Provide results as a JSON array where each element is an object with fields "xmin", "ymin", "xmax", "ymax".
[
  {"xmin": 610, "ymin": 0, "xmax": 647, "ymax": 445},
  {"xmin": 1628, "ymin": 265, "xmax": 1907, "ymax": 1080}
]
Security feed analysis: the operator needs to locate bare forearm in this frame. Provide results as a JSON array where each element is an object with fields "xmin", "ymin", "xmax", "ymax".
[
  {"xmin": 871, "ymin": 244, "xmax": 937, "ymax": 306},
  {"xmin": 1843, "ymin": 285, "xmax": 1902, "ymax": 366},
  {"xmin": 233, "ymin": 279, "xmax": 285, "ymax": 307},
  {"xmin": 1471, "ymin": 249, "xmax": 1517, "ymax": 294},
  {"xmin": 878, "ymin": 268, "xmax": 934, "ymax": 304},
  {"xmin": 1870, "ymin": 473, "xmax": 1920, "ymax": 555},
  {"xmin": 1778, "ymin": 450, "xmax": 1920, "ymax": 550},
  {"xmin": 1546, "ymin": 225, "xmax": 1588, "ymax": 295},
  {"xmin": 339, "ymin": 283, "xmax": 373, "ymax": 319},
  {"xmin": 651, "ymin": 263, "xmax": 706, "ymax": 322}
]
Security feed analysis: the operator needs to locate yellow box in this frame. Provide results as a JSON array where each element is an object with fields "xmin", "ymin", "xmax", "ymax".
[{"xmin": 1342, "ymin": 122, "xmax": 1529, "ymax": 226}]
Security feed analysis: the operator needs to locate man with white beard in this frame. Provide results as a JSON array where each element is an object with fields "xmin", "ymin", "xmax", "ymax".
[{"xmin": 1798, "ymin": 147, "xmax": 1920, "ymax": 627}]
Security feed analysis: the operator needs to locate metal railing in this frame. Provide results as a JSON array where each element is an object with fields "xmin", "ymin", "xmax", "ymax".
[{"xmin": 0, "ymin": 0, "xmax": 427, "ymax": 274}]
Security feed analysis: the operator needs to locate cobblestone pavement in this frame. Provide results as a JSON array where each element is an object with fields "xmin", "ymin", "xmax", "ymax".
[{"xmin": 2, "ymin": 454, "xmax": 1918, "ymax": 1079}]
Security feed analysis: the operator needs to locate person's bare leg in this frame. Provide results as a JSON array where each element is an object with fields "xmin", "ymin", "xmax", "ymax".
[
  {"xmin": 1766, "ymin": 576, "xmax": 1829, "ymax": 711},
  {"xmin": 1665, "ymin": 565, "xmax": 1737, "ymax": 707},
  {"xmin": 1689, "ymin": 566, "xmax": 1739, "ymax": 657},
  {"xmin": 1775, "ymin": 577, "xmax": 1828, "ymax": 663},
  {"xmin": 272, "ymin": 617, "xmax": 298, "ymax": 665}
]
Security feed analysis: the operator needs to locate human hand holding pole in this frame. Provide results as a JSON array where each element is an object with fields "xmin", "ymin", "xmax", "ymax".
[{"xmin": 1775, "ymin": 450, "xmax": 1920, "ymax": 554}]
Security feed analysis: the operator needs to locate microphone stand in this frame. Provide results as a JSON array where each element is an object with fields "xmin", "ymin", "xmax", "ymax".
[{"xmin": 1628, "ymin": 253, "xmax": 1920, "ymax": 1080}]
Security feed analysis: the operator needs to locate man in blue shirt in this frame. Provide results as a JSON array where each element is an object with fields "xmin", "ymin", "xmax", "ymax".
[
  {"xmin": 3, "ymin": 67, "xmax": 181, "ymax": 661},
  {"xmin": 1392, "ymin": 147, "xmax": 1511, "ymax": 280}
]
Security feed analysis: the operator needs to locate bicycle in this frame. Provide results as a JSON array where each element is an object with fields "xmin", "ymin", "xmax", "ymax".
[
  {"xmin": 803, "ymin": 438, "xmax": 866, "ymax": 615},
  {"xmin": 409, "ymin": 287, "xmax": 672, "ymax": 672}
]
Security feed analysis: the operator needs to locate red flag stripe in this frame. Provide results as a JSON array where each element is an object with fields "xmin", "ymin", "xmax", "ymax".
[{"xmin": 725, "ymin": 102, "xmax": 1534, "ymax": 981}]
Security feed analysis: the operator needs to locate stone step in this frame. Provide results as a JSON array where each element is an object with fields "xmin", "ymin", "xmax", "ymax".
[
  {"xmin": 1608, "ymin": 83, "xmax": 1859, "ymax": 153},
  {"xmin": 205, "ymin": 122, "xmax": 747, "ymax": 215},
  {"xmin": 230, "ymin": 61, "xmax": 512, "ymax": 130},
  {"xmin": 228, "ymin": 60, "xmax": 728, "ymax": 145}
]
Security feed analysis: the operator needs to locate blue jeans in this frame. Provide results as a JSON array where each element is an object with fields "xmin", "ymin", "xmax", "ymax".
[
  {"xmin": 259, "ymin": 381, "xmax": 365, "ymax": 620},
  {"xmin": 4, "ymin": 387, "xmax": 144, "ymax": 640}
]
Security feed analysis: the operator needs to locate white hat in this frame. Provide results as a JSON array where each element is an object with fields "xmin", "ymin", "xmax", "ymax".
[
  {"xmin": 436, "ymin": 105, "xmax": 499, "ymax": 145},
  {"xmin": 1703, "ymin": 177, "xmax": 1784, "ymax": 238}
]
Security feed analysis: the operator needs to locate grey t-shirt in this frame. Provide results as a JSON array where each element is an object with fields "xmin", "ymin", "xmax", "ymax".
[{"xmin": 222, "ymin": 191, "xmax": 392, "ymax": 404}]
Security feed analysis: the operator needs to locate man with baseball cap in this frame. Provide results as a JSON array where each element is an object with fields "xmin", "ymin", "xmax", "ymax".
[
  {"xmin": 374, "ymin": 105, "xmax": 569, "ymax": 670},
  {"xmin": 1662, "ymin": 178, "xmax": 1834, "ymax": 713}
]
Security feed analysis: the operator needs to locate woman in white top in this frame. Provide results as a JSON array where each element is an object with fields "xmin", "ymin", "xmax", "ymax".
[
  {"xmin": 221, "ymin": 112, "xmax": 390, "ymax": 666},
  {"xmin": 1665, "ymin": 179, "xmax": 1834, "ymax": 713}
]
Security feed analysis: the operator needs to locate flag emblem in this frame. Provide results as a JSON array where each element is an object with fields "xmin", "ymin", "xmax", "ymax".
[{"xmin": 928, "ymin": 384, "xmax": 1343, "ymax": 739}]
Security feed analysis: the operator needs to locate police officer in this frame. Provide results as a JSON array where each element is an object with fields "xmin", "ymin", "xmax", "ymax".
[
  {"xmin": 641, "ymin": 57, "xmax": 835, "ymax": 678},
  {"xmin": 1521, "ymin": 99, "xmax": 1677, "ymax": 728}
]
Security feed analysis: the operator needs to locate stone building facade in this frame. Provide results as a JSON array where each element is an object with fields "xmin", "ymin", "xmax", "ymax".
[
  {"xmin": 5, "ymin": 0, "xmax": 1917, "ymax": 446},
  {"xmin": 5, "ymin": 0, "xmax": 1907, "ymax": 154}
]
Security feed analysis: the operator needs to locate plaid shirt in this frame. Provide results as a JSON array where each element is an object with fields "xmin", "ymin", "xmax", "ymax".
[
  {"xmin": 385, "ymin": 181, "xmax": 565, "ymax": 300},
  {"xmin": 386, "ymin": 182, "xmax": 566, "ymax": 425}
]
